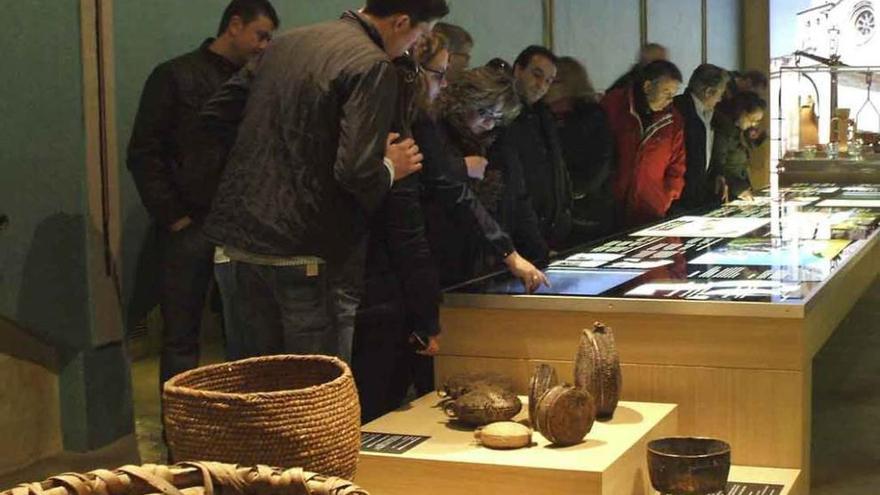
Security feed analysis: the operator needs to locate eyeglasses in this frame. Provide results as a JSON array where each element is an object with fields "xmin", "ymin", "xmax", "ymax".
[
  {"xmin": 477, "ymin": 107, "xmax": 505, "ymax": 122},
  {"xmin": 421, "ymin": 64, "xmax": 447, "ymax": 82}
]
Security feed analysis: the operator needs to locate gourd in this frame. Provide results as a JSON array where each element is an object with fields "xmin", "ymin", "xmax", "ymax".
[
  {"xmin": 474, "ymin": 421, "xmax": 532, "ymax": 449},
  {"xmin": 574, "ymin": 322, "xmax": 622, "ymax": 420}
]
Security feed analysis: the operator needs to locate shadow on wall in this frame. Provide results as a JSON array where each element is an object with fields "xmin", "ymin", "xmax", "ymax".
[
  {"xmin": 121, "ymin": 205, "xmax": 159, "ymax": 334},
  {"xmin": 14, "ymin": 213, "xmax": 90, "ymax": 352}
]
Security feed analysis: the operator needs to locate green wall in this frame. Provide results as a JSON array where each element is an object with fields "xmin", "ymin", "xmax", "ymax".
[
  {"xmin": 444, "ymin": 0, "xmax": 545, "ymax": 66},
  {"xmin": 0, "ymin": 0, "xmax": 88, "ymax": 345},
  {"xmin": 0, "ymin": 0, "xmax": 133, "ymax": 453}
]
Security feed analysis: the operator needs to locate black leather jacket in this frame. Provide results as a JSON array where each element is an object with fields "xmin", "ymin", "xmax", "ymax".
[
  {"xmin": 414, "ymin": 118, "xmax": 518, "ymax": 287},
  {"xmin": 490, "ymin": 101, "xmax": 573, "ymax": 248},
  {"xmin": 202, "ymin": 12, "xmax": 399, "ymax": 264},
  {"xmin": 127, "ymin": 39, "xmax": 239, "ymax": 226}
]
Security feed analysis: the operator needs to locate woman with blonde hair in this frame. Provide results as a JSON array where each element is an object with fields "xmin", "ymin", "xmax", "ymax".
[{"xmin": 545, "ymin": 56, "xmax": 615, "ymax": 239}]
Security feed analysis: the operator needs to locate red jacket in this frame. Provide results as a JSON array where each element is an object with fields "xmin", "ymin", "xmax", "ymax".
[{"xmin": 601, "ymin": 87, "xmax": 686, "ymax": 226}]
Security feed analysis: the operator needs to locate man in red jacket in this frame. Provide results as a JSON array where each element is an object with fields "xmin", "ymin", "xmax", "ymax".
[{"xmin": 602, "ymin": 60, "xmax": 686, "ymax": 228}]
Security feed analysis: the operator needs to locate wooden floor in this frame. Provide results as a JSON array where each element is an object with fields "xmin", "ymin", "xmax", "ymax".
[{"xmin": 810, "ymin": 277, "xmax": 880, "ymax": 494}]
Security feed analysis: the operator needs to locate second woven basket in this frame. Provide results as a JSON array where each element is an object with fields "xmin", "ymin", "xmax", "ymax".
[{"xmin": 163, "ymin": 354, "xmax": 361, "ymax": 479}]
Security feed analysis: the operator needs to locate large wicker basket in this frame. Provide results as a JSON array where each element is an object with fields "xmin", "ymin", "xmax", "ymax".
[
  {"xmin": 3, "ymin": 462, "xmax": 369, "ymax": 495},
  {"xmin": 163, "ymin": 355, "xmax": 361, "ymax": 479}
]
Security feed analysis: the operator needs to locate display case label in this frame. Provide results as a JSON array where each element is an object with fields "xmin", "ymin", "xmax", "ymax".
[
  {"xmin": 361, "ymin": 432, "xmax": 430, "ymax": 454},
  {"xmin": 721, "ymin": 481, "xmax": 785, "ymax": 495}
]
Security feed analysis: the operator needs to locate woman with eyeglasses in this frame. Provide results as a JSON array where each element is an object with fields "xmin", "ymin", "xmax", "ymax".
[{"xmin": 415, "ymin": 66, "xmax": 550, "ymax": 290}]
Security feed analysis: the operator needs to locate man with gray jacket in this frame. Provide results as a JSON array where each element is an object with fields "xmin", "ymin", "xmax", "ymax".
[{"xmin": 203, "ymin": 0, "xmax": 449, "ymax": 362}]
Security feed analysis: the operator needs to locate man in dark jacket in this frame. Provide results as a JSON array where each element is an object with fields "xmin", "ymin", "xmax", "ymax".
[
  {"xmin": 202, "ymin": 0, "xmax": 449, "ymax": 363},
  {"xmin": 127, "ymin": 0, "xmax": 279, "ymax": 387},
  {"xmin": 671, "ymin": 64, "xmax": 730, "ymax": 215},
  {"xmin": 491, "ymin": 45, "xmax": 573, "ymax": 249}
]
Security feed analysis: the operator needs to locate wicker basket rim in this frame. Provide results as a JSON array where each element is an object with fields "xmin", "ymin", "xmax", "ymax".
[{"xmin": 163, "ymin": 354, "xmax": 352, "ymax": 400}]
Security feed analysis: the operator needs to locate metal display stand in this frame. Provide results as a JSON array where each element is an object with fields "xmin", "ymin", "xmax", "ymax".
[{"xmin": 774, "ymin": 62, "xmax": 880, "ymax": 185}]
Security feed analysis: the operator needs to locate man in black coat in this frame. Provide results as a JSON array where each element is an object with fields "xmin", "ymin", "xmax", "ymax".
[
  {"xmin": 491, "ymin": 45, "xmax": 573, "ymax": 249},
  {"xmin": 202, "ymin": 0, "xmax": 449, "ymax": 363},
  {"xmin": 671, "ymin": 64, "xmax": 730, "ymax": 215},
  {"xmin": 127, "ymin": 0, "xmax": 279, "ymax": 387}
]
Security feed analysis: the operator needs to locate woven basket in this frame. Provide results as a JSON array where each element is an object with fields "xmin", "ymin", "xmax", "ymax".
[
  {"xmin": 163, "ymin": 355, "xmax": 361, "ymax": 479},
  {"xmin": 3, "ymin": 462, "xmax": 369, "ymax": 495}
]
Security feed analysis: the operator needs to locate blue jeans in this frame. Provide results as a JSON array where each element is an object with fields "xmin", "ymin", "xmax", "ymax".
[
  {"xmin": 231, "ymin": 262, "xmax": 359, "ymax": 362},
  {"xmin": 214, "ymin": 260, "xmax": 244, "ymax": 360}
]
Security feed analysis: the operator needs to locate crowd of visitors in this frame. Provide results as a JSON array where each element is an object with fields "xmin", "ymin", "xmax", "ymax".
[{"xmin": 128, "ymin": 0, "xmax": 770, "ymax": 424}]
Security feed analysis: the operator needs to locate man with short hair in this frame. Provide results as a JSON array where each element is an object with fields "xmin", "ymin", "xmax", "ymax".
[
  {"xmin": 434, "ymin": 22, "xmax": 473, "ymax": 79},
  {"xmin": 672, "ymin": 64, "xmax": 731, "ymax": 214},
  {"xmin": 490, "ymin": 45, "xmax": 573, "ymax": 250},
  {"xmin": 602, "ymin": 60, "xmax": 687, "ymax": 227},
  {"xmin": 127, "ymin": 0, "xmax": 279, "ymax": 386},
  {"xmin": 608, "ymin": 42, "xmax": 669, "ymax": 92},
  {"xmin": 203, "ymin": 0, "xmax": 449, "ymax": 363}
]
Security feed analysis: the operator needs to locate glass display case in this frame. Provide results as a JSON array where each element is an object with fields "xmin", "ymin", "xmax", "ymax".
[
  {"xmin": 772, "ymin": 61, "xmax": 880, "ymax": 184},
  {"xmin": 451, "ymin": 184, "xmax": 880, "ymax": 304}
]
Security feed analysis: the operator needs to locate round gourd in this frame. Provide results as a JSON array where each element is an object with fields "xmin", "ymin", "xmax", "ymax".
[{"xmin": 534, "ymin": 384, "xmax": 596, "ymax": 446}]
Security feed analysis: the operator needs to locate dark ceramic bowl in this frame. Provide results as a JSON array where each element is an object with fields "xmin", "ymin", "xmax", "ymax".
[{"xmin": 647, "ymin": 437, "xmax": 731, "ymax": 495}]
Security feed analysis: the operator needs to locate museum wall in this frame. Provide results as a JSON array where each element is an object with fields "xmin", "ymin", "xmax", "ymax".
[
  {"xmin": 554, "ymin": 0, "xmax": 643, "ymax": 92},
  {"xmin": 0, "ymin": 0, "xmax": 89, "ymax": 349},
  {"xmin": 555, "ymin": 0, "xmax": 741, "ymax": 92},
  {"xmin": 0, "ymin": 0, "xmax": 133, "ymax": 470}
]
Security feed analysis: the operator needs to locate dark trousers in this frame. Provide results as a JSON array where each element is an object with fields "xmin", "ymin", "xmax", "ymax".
[
  {"xmin": 352, "ymin": 299, "xmax": 411, "ymax": 424},
  {"xmin": 158, "ymin": 224, "xmax": 215, "ymax": 387}
]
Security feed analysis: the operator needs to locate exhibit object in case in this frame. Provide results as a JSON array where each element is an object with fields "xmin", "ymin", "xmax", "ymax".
[{"xmin": 775, "ymin": 66, "xmax": 880, "ymax": 185}]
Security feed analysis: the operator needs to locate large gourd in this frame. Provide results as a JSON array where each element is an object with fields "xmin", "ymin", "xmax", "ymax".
[{"xmin": 574, "ymin": 322, "xmax": 622, "ymax": 420}]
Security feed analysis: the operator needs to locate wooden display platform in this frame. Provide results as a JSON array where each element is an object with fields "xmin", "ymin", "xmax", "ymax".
[
  {"xmin": 356, "ymin": 394, "xmax": 677, "ymax": 495},
  {"xmin": 436, "ymin": 229, "xmax": 880, "ymax": 488}
]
